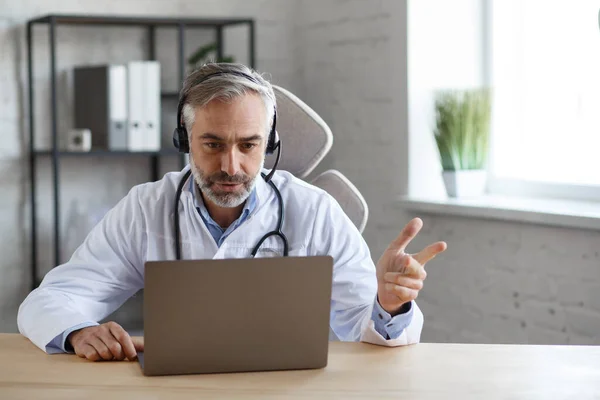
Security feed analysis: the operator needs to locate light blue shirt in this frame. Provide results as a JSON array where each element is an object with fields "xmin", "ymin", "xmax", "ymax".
[
  {"xmin": 191, "ymin": 179, "xmax": 257, "ymax": 247},
  {"xmin": 46, "ymin": 181, "xmax": 413, "ymax": 353}
]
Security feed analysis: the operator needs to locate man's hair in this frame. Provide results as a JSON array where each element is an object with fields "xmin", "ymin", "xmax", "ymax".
[{"xmin": 181, "ymin": 63, "xmax": 276, "ymax": 141}]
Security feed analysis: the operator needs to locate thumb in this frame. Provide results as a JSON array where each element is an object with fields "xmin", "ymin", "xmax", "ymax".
[{"xmin": 131, "ymin": 336, "xmax": 144, "ymax": 352}]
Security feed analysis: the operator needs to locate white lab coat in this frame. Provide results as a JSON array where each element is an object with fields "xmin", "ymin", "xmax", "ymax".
[{"xmin": 18, "ymin": 167, "xmax": 423, "ymax": 353}]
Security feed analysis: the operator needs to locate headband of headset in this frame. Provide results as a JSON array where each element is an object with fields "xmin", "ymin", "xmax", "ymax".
[{"xmin": 172, "ymin": 70, "xmax": 278, "ymax": 154}]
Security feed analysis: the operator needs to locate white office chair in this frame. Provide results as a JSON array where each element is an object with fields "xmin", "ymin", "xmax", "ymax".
[{"xmin": 264, "ymin": 86, "xmax": 369, "ymax": 233}]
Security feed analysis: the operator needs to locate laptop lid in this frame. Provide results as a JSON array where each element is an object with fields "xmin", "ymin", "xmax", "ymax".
[{"xmin": 140, "ymin": 256, "xmax": 333, "ymax": 376}]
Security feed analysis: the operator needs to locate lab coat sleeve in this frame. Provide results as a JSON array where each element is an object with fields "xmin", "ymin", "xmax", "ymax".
[
  {"xmin": 311, "ymin": 193, "xmax": 423, "ymax": 347},
  {"xmin": 17, "ymin": 186, "xmax": 146, "ymax": 353}
]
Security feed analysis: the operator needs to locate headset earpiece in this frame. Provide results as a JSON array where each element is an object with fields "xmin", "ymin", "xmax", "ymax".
[
  {"xmin": 265, "ymin": 110, "xmax": 279, "ymax": 155},
  {"xmin": 173, "ymin": 127, "xmax": 189, "ymax": 153},
  {"xmin": 173, "ymin": 89, "xmax": 189, "ymax": 153},
  {"xmin": 266, "ymin": 129, "xmax": 279, "ymax": 155}
]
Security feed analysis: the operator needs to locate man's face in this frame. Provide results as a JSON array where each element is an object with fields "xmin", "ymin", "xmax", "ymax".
[{"xmin": 189, "ymin": 93, "xmax": 268, "ymax": 208}]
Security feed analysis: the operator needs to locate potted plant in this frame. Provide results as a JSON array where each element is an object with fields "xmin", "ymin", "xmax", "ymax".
[
  {"xmin": 187, "ymin": 42, "xmax": 235, "ymax": 71},
  {"xmin": 433, "ymin": 88, "xmax": 491, "ymax": 197}
]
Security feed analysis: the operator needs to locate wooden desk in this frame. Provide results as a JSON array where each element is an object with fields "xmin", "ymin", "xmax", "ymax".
[{"xmin": 1, "ymin": 333, "xmax": 599, "ymax": 399}]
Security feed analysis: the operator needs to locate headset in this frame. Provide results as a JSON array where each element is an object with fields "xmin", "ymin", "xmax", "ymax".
[{"xmin": 172, "ymin": 70, "xmax": 289, "ymax": 260}]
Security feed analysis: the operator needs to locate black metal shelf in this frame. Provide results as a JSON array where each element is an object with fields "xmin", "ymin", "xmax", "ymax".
[
  {"xmin": 29, "ymin": 14, "xmax": 253, "ymax": 27},
  {"xmin": 27, "ymin": 13, "xmax": 256, "ymax": 291},
  {"xmin": 161, "ymin": 91, "xmax": 180, "ymax": 99},
  {"xmin": 33, "ymin": 149, "xmax": 182, "ymax": 157}
]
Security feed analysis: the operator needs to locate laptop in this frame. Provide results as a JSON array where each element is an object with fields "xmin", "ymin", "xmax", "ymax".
[{"xmin": 138, "ymin": 256, "xmax": 333, "ymax": 376}]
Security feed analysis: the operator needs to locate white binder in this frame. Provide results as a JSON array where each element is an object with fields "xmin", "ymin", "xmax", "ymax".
[
  {"xmin": 107, "ymin": 65, "xmax": 128, "ymax": 150},
  {"xmin": 143, "ymin": 61, "xmax": 161, "ymax": 152},
  {"xmin": 127, "ymin": 61, "xmax": 147, "ymax": 151}
]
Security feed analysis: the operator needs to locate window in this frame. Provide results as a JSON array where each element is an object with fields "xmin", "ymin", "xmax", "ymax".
[{"xmin": 488, "ymin": 0, "xmax": 600, "ymax": 200}]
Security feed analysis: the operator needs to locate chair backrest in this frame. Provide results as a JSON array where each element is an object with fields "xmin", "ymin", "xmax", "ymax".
[
  {"xmin": 266, "ymin": 85, "xmax": 369, "ymax": 233},
  {"xmin": 264, "ymin": 86, "xmax": 333, "ymax": 179},
  {"xmin": 310, "ymin": 170, "xmax": 369, "ymax": 234}
]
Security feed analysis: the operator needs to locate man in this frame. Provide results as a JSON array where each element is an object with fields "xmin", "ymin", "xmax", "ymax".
[{"xmin": 18, "ymin": 63, "xmax": 447, "ymax": 361}]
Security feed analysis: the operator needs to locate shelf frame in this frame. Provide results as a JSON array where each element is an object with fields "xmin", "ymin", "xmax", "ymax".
[{"xmin": 27, "ymin": 14, "xmax": 256, "ymax": 289}]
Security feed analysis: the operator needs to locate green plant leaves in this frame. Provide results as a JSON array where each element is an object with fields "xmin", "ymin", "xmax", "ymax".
[
  {"xmin": 433, "ymin": 88, "xmax": 491, "ymax": 171},
  {"xmin": 187, "ymin": 42, "xmax": 236, "ymax": 68}
]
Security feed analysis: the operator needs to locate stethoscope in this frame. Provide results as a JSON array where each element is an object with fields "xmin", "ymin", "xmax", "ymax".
[{"xmin": 173, "ymin": 141, "xmax": 289, "ymax": 260}]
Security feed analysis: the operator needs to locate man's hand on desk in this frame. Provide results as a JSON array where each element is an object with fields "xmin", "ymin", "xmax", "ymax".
[
  {"xmin": 376, "ymin": 218, "xmax": 447, "ymax": 316},
  {"xmin": 67, "ymin": 321, "xmax": 144, "ymax": 362}
]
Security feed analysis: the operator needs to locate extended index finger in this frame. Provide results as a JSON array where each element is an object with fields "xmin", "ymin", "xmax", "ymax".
[
  {"xmin": 389, "ymin": 218, "xmax": 423, "ymax": 252},
  {"xmin": 413, "ymin": 241, "xmax": 447, "ymax": 265}
]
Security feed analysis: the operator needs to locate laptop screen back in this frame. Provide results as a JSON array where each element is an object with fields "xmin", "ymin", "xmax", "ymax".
[{"xmin": 141, "ymin": 256, "xmax": 333, "ymax": 376}]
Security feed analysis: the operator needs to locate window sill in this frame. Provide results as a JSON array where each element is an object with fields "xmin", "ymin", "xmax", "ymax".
[{"xmin": 397, "ymin": 194, "xmax": 600, "ymax": 231}]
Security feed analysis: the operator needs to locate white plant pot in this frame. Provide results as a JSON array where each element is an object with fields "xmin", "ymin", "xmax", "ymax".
[{"xmin": 442, "ymin": 170, "xmax": 487, "ymax": 198}]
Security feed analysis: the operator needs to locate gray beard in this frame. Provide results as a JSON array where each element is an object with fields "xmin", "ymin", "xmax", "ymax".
[{"xmin": 189, "ymin": 156, "xmax": 263, "ymax": 208}]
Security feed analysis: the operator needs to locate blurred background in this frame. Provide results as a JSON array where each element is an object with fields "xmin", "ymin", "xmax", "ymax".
[{"xmin": 1, "ymin": 0, "xmax": 599, "ymax": 345}]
